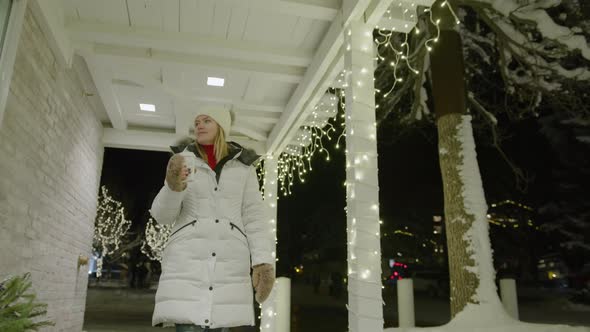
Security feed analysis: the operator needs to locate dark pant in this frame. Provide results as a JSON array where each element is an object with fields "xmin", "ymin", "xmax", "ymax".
[{"xmin": 175, "ymin": 324, "xmax": 229, "ymax": 332}]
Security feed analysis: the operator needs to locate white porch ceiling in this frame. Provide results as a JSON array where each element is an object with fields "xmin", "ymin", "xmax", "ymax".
[{"xmin": 37, "ymin": 0, "xmax": 421, "ymax": 154}]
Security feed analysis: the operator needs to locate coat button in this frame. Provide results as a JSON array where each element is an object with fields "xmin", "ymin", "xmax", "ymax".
[
  {"xmin": 212, "ymin": 252, "xmax": 216, "ymax": 257},
  {"xmin": 209, "ymin": 286, "xmax": 213, "ymax": 291},
  {"xmin": 205, "ymin": 319, "xmax": 209, "ymax": 324},
  {"xmin": 214, "ymin": 187, "xmax": 218, "ymax": 191},
  {"xmin": 215, "ymin": 219, "xmax": 219, "ymax": 223}
]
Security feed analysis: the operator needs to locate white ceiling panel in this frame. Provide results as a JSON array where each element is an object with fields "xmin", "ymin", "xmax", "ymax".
[
  {"xmin": 114, "ymin": 84, "xmax": 174, "ymax": 116},
  {"xmin": 301, "ymin": 20, "xmax": 331, "ymax": 50},
  {"xmin": 127, "ymin": 0, "xmax": 164, "ymax": 30},
  {"xmin": 242, "ymin": 76, "xmax": 270, "ymax": 102},
  {"xmin": 226, "ymin": 3, "xmax": 250, "ymax": 40},
  {"xmin": 104, "ymin": 58, "xmax": 161, "ymax": 79},
  {"xmin": 290, "ymin": 16, "xmax": 315, "ymax": 48},
  {"xmin": 211, "ymin": 1, "xmax": 232, "ymax": 39},
  {"xmin": 195, "ymin": 0, "xmax": 216, "ymax": 35},
  {"xmin": 160, "ymin": 65, "xmax": 246, "ymax": 100},
  {"xmin": 179, "ymin": 0, "xmax": 199, "ymax": 33},
  {"xmin": 179, "ymin": 0, "xmax": 216, "ymax": 35},
  {"xmin": 62, "ymin": 0, "xmax": 79, "ymax": 20},
  {"xmin": 263, "ymin": 81, "xmax": 298, "ymax": 104},
  {"xmin": 56, "ymin": 0, "xmax": 400, "ymax": 151},
  {"xmin": 127, "ymin": 112, "xmax": 176, "ymax": 130},
  {"xmin": 127, "ymin": 114, "xmax": 176, "ymax": 130},
  {"xmin": 243, "ymin": 9, "xmax": 299, "ymax": 46},
  {"xmin": 69, "ymin": 0, "xmax": 129, "ymax": 26},
  {"xmin": 161, "ymin": 0, "xmax": 180, "ymax": 32}
]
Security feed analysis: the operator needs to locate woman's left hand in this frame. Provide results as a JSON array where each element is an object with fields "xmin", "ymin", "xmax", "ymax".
[{"xmin": 252, "ymin": 264, "xmax": 275, "ymax": 304}]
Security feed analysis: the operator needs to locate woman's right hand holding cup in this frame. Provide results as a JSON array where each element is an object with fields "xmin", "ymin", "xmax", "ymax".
[{"xmin": 166, "ymin": 154, "xmax": 189, "ymax": 192}]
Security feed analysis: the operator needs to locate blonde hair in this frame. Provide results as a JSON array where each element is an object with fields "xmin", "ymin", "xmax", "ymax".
[{"xmin": 194, "ymin": 124, "xmax": 229, "ymax": 163}]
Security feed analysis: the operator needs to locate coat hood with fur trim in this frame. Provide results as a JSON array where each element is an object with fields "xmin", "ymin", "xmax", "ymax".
[{"xmin": 169, "ymin": 137, "xmax": 260, "ymax": 166}]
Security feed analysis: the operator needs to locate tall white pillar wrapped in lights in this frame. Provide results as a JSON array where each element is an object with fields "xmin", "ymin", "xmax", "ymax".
[
  {"xmin": 343, "ymin": 20, "xmax": 384, "ymax": 332},
  {"xmin": 260, "ymin": 157, "xmax": 283, "ymax": 332}
]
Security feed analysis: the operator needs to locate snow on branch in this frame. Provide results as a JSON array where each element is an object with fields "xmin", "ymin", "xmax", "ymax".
[
  {"xmin": 466, "ymin": 0, "xmax": 590, "ymax": 84},
  {"xmin": 511, "ymin": 0, "xmax": 589, "ymax": 60}
]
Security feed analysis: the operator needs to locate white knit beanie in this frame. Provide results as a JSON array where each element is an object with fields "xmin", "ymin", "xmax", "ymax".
[{"xmin": 193, "ymin": 106, "xmax": 232, "ymax": 136}]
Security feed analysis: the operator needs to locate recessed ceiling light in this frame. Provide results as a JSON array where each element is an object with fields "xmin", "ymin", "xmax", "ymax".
[
  {"xmin": 140, "ymin": 103, "xmax": 156, "ymax": 112},
  {"xmin": 207, "ymin": 77, "xmax": 225, "ymax": 87}
]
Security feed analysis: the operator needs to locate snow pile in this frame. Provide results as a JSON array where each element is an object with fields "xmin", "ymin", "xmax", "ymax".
[{"xmin": 384, "ymin": 320, "xmax": 589, "ymax": 332}]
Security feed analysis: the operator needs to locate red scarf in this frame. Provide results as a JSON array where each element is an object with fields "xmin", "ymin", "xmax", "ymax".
[{"xmin": 202, "ymin": 144, "xmax": 217, "ymax": 170}]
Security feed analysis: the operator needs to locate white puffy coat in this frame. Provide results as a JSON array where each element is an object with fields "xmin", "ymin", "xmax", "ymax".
[{"xmin": 149, "ymin": 142, "xmax": 273, "ymax": 328}]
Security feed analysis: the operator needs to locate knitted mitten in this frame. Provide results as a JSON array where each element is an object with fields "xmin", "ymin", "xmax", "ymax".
[{"xmin": 252, "ymin": 264, "xmax": 275, "ymax": 304}]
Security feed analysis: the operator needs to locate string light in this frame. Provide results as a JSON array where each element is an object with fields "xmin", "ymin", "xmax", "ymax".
[
  {"xmin": 93, "ymin": 186, "xmax": 132, "ymax": 278},
  {"xmin": 260, "ymin": 158, "xmax": 279, "ymax": 332},
  {"xmin": 141, "ymin": 217, "xmax": 172, "ymax": 262},
  {"xmin": 440, "ymin": 0, "xmax": 461, "ymax": 24},
  {"xmin": 424, "ymin": 8, "xmax": 441, "ymax": 52},
  {"xmin": 374, "ymin": 2, "xmax": 460, "ymax": 100},
  {"xmin": 277, "ymin": 92, "xmax": 341, "ymax": 196},
  {"xmin": 341, "ymin": 22, "xmax": 388, "ymax": 330}
]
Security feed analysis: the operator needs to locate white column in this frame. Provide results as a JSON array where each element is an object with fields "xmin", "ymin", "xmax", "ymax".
[
  {"xmin": 260, "ymin": 157, "xmax": 283, "ymax": 332},
  {"xmin": 500, "ymin": 278, "xmax": 519, "ymax": 320},
  {"xmin": 397, "ymin": 279, "xmax": 415, "ymax": 327},
  {"xmin": 274, "ymin": 277, "xmax": 291, "ymax": 332},
  {"xmin": 343, "ymin": 20, "xmax": 384, "ymax": 332}
]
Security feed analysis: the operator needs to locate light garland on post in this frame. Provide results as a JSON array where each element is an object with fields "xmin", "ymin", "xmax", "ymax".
[
  {"xmin": 93, "ymin": 185, "xmax": 132, "ymax": 278},
  {"xmin": 276, "ymin": 92, "xmax": 342, "ymax": 196},
  {"xmin": 260, "ymin": 156, "xmax": 279, "ymax": 332},
  {"xmin": 373, "ymin": 0, "xmax": 460, "ymax": 100},
  {"xmin": 343, "ymin": 21, "xmax": 384, "ymax": 332}
]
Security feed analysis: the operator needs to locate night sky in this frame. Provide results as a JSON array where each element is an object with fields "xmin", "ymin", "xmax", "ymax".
[{"xmin": 99, "ymin": 148, "xmax": 170, "ymax": 236}]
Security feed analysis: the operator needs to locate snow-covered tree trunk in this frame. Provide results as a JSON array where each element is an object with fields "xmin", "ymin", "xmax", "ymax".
[
  {"xmin": 437, "ymin": 113, "xmax": 518, "ymax": 326},
  {"xmin": 437, "ymin": 114, "xmax": 477, "ymax": 314},
  {"xmin": 438, "ymin": 114, "xmax": 478, "ymax": 312},
  {"xmin": 431, "ymin": 23, "xmax": 508, "ymax": 320}
]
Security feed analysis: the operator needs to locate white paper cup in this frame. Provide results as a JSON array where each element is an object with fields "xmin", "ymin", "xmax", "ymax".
[{"xmin": 179, "ymin": 151, "xmax": 198, "ymax": 182}]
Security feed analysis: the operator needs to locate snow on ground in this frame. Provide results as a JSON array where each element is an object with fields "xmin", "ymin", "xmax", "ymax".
[
  {"xmin": 385, "ymin": 301, "xmax": 589, "ymax": 331},
  {"xmin": 385, "ymin": 322, "xmax": 589, "ymax": 332},
  {"xmin": 385, "ymin": 297, "xmax": 589, "ymax": 332},
  {"xmin": 84, "ymin": 283, "xmax": 590, "ymax": 332}
]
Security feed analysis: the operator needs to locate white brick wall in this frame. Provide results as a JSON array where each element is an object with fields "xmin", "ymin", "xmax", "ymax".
[{"xmin": 0, "ymin": 6, "xmax": 104, "ymax": 332}]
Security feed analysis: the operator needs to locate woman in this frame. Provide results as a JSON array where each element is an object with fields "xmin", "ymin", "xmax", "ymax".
[{"xmin": 149, "ymin": 107, "xmax": 275, "ymax": 331}]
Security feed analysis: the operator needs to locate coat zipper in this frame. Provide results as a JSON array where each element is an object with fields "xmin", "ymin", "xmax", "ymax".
[
  {"xmin": 230, "ymin": 222, "xmax": 247, "ymax": 239},
  {"xmin": 169, "ymin": 219, "xmax": 197, "ymax": 238}
]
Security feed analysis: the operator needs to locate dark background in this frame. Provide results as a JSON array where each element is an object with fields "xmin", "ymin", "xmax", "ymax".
[{"xmin": 99, "ymin": 112, "xmax": 589, "ymax": 283}]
